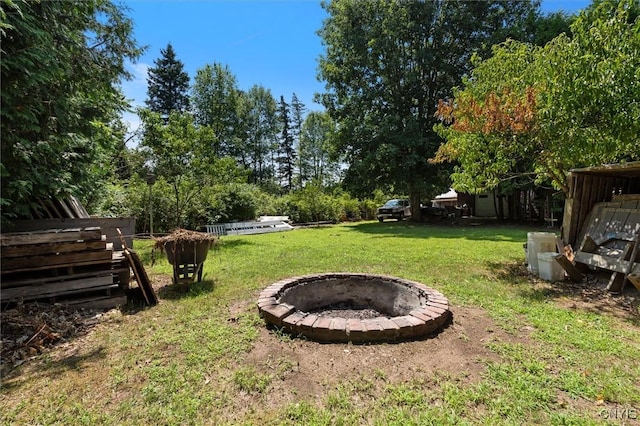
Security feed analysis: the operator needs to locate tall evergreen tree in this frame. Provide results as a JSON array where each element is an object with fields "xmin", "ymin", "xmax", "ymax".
[
  {"xmin": 276, "ymin": 96, "xmax": 296, "ymax": 191},
  {"xmin": 290, "ymin": 93, "xmax": 307, "ymax": 188},
  {"xmin": 146, "ymin": 43, "xmax": 190, "ymax": 116}
]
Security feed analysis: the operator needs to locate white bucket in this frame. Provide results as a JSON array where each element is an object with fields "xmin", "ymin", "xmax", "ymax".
[
  {"xmin": 527, "ymin": 232, "xmax": 557, "ymax": 274},
  {"xmin": 537, "ymin": 252, "xmax": 564, "ymax": 281}
]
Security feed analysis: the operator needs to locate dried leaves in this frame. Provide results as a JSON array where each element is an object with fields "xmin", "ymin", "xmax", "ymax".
[
  {"xmin": 1, "ymin": 303, "xmax": 99, "ymax": 367},
  {"xmin": 435, "ymin": 87, "xmax": 537, "ymax": 136}
]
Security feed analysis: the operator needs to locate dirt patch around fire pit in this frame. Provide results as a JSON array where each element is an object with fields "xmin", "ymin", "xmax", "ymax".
[{"xmin": 235, "ymin": 304, "xmax": 525, "ymax": 412}]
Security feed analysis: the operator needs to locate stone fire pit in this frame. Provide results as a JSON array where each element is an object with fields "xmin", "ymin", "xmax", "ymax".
[{"xmin": 257, "ymin": 273, "xmax": 451, "ymax": 343}]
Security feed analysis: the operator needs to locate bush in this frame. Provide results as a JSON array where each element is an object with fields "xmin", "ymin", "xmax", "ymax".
[
  {"xmin": 99, "ymin": 178, "xmax": 385, "ymax": 233},
  {"xmin": 206, "ymin": 183, "xmax": 265, "ymax": 223},
  {"xmin": 359, "ymin": 198, "xmax": 379, "ymax": 220},
  {"xmin": 336, "ymin": 193, "xmax": 361, "ymax": 221},
  {"xmin": 284, "ymin": 185, "xmax": 341, "ymax": 223}
]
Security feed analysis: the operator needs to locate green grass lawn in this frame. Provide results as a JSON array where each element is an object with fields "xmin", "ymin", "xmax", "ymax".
[{"xmin": 1, "ymin": 221, "xmax": 639, "ymax": 425}]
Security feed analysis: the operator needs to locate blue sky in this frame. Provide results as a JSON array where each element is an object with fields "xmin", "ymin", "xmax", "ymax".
[{"xmin": 120, "ymin": 0, "xmax": 592, "ymax": 136}]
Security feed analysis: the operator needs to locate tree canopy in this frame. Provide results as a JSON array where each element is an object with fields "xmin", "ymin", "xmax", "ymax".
[
  {"xmin": 1, "ymin": 0, "xmax": 143, "ymax": 224},
  {"xmin": 433, "ymin": 0, "xmax": 640, "ymax": 194},
  {"xmin": 317, "ymin": 0, "xmax": 544, "ymax": 216},
  {"xmin": 276, "ymin": 96, "xmax": 296, "ymax": 191},
  {"xmin": 146, "ymin": 43, "xmax": 190, "ymax": 116},
  {"xmin": 191, "ymin": 63, "xmax": 242, "ymax": 158},
  {"xmin": 139, "ymin": 109, "xmax": 215, "ymax": 228},
  {"xmin": 299, "ymin": 111, "xmax": 341, "ymax": 187}
]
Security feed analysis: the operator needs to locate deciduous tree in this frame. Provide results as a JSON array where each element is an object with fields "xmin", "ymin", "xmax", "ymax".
[
  {"xmin": 139, "ymin": 109, "xmax": 215, "ymax": 228},
  {"xmin": 300, "ymin": 112, "xmax": 340, "ymax": 187},
  {"xmin": 191, "ymin": 63, "xmax": 241, "ymax": 158},
  {"xmin": 317, "ymin": 0, "xmax": 540, "ymax": 219},
  {"xmin": 434, "ymin": 0, "xmax": 640, "ymax": 194},
  {"xmin": 242, "ymin": 85, "xmax": 278, "ymax": 187}
]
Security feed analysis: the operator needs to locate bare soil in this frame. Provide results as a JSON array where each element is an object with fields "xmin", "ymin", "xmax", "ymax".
[
  {"xmin": 3, "ymin": 269, "xmax": 638, "ymax": 418},
  {"xmin": 241, "ymin": 304, "xmax": 519, "ymax": 405}
]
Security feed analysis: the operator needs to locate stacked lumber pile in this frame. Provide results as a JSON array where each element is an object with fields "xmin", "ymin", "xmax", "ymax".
[
  {"xmin": 569, "ymin": 194, "xmax": 640, "ymax": 292},
  {"xmin": 1, "ymin": 227, "xmax": 129, "ymax": 309}
]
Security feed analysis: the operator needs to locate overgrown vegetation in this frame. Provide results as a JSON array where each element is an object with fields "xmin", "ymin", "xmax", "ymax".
[
  {"xmin": 0, "ymin": 0, "xmax": 143, "ymax": 224},
  {"xmin": 96, "ymin": 180, "xmax": 389, "ymax": 233},
  {"xmin": 433, "ymin": 0, "xmax": 640, "ymax": 194},
  {"xmin": 1, "ymin": 0, "xmax": 587, "ymax": 228},
  {"xmin": 1, "ymin": 223, "xmax": 638, "ymax": 425}
]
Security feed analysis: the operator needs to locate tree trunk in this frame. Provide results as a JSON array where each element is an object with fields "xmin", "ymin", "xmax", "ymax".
[{"xmin": 409, "ymin": 187, "xmax": 422, "ymax": 222}]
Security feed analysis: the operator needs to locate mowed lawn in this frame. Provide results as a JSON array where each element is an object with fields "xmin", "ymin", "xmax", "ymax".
[{"xmin": 2, "ymin": 221, "xmax": 639, "ymax": 425}]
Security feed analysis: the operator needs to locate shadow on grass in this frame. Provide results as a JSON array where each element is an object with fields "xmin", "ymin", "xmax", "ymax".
[
  {"xmin": 487, "ymin": 260, "xmax": 640, "ymax": 327},
  {"xmin": 133, "ymin": 238, "xmax": 254, "ymax": 267},
  {"xmin": 1, "ymin": 345, "xmax": 107, "ymax": 389},
  {"xmin": 157, "ymin": 279, "xmax": 215, "ymax": 300},
  {"xmin": 214, "ymin": 238, "xmax": 256, "ymax": 251},
  {"xmin": 347, "ymin": 220, "xmax": 536, "ymax": 243}
]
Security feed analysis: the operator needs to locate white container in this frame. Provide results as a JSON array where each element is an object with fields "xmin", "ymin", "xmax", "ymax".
[
  {"xmin": 527, "ymin": 232, "xmax": 557, "ymax": 274},
  {"xmin": 537, "ymin": 252, "xmax": 564, "ymax": 281}
]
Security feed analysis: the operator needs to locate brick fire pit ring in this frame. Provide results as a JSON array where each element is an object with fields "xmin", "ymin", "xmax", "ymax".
[{"xmin": 257, "ymin": 273, "xmax": 451, "ymax": 343}]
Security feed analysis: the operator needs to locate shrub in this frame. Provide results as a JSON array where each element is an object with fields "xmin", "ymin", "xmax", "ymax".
[
  {"xmin": 359, "ymin": 198, "xmax": 379, "ymax": 220},
  {"xmin": 206, "ymin": 183, "xmax": 265, "ymax": 223}
]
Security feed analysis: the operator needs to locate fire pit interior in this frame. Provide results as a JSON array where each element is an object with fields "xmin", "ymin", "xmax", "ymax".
[{"xmin": 257, "ymin": 273, "xmax": 451, "ymax": 343}]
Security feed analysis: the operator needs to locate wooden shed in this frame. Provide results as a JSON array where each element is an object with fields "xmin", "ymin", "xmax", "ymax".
[
  {"xmin": 562, "ymin": 161, "xmax": 640, "ymax": 247},
  {"xmin": 558, "ymin": 162, "xmax": 640, "ymax": 291}
]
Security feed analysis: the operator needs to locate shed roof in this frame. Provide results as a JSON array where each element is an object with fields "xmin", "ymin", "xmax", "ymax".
[
  {"xmin": 434, "ymin": 189, "xmax": 457, "ymax": 200},
  {"xmin": 569, "ymin": 161, "xmax": 640, "ymax": 178}
]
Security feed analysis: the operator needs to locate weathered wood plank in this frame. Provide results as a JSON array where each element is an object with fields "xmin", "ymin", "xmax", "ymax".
[
  {"xmin": 591, "ymin": 207, "xmax": 617, "ymax": 241},
  {"xmin": 580, "ymin": 235, "xmax": 598, "ymax": 253},
  {"xmin": 1, "ymin": 270, "xmax": 116, "ymax": 288},
  {"xmin": 603, "ymin": 208, "xmax": 632, "ymax": 238},
  {"xmin": 0, "ymin": 275, "xmax": 115, "ymax": 302},
  {"xmin": 628, "ymin": 272, "xmax": 640, "ymax": 291},
  {"xmin": 554, "ymin": 254, "xmax": 584, "ymax": 282},
  {"xmin": 0, "ymin": 227, "xmax": 103, "ymax": 247},
  {"xmin": 66, "ymin": 195, "xmax": 91, "ymax": 218},
  {"xmin": 607, "ymin": 272, "xmax": 625, "ymax": 292},
  {"xmin": 593, "ymin": 232, "xmax": 636, "ymax": 246},
  {"xmin": 6, "ymin": 217, "xmax": 135, "ymax": 250},
  {"xmin": 621, "ymin": 234, "xmax": 640, "ymax": 291},
  {"xmin": 0, "ymin": 240, "xmax": 107, "ymax": 259},
  {"xmin": 613, "ymin": 194, "xmax": 640, "ymax": 202},
  {"xmin": 123, "ymin": 248, "xmax": 157, "ymax": 306},
  {"xmin": 1, "ymin": 249, "xmax": 113, "ymax": 272},
  {"xmin": 575, "ymin": 174, "xmax": 594, "ymax": 244},
  {"xmin": 568, "ymin": 174, "xmax": 585, "ymax": 245},
  {"xmin": 574, "ymin": 252, "xmax": 640, "ymax": 274},
  {"xmin": 1, "ymin": 257, "xmax": 113, "ymax": 275},
  {"xmin": 624, "ymin": 211, "xmax": 640, "ymax": 236}
]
